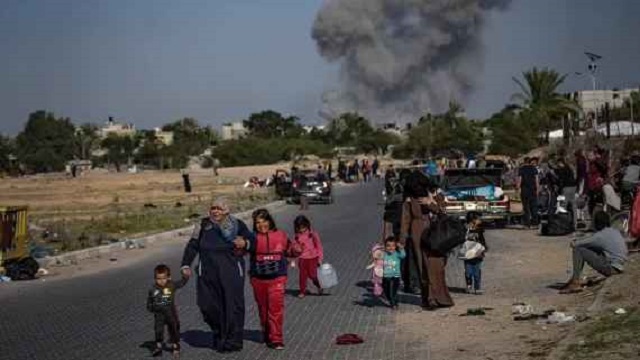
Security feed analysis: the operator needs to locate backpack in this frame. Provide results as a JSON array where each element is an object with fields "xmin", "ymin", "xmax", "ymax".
[{"xmin": 630, "ymin": 186, "xmax": 640, "ymax": 238}]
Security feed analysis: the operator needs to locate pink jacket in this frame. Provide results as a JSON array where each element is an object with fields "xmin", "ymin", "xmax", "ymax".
[{"xmin": 294, "ymin": 230, "xmax": 324, "ymax": 261}]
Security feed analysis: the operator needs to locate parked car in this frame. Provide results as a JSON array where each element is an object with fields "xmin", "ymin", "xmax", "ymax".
[
  {"xmin": 291, "ymin": 169, "xmax": 333, "ymax": 204},
  {"xmin": 441, "ymin": 168, "xmax": 510, "ymax": 225}
]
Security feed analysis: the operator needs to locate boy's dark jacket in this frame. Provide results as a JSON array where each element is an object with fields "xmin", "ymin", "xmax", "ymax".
[{"xmin": 147, "ymin": 278, "xmax": 188, "ymax": 313}]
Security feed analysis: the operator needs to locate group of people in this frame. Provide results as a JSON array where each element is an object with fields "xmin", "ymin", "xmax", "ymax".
[
  {"xmin": 517, "ymin": 147, "xmax": 640, "ymax": 229},
  {"xmin": 147, "ymin": 199, "xmax": 325, "ymax": 357},
  {"xmin": 379, "ymin": 167, "xmax": 489, "ymax": 311},
  {"xmin": 514, "ymin": 147, "xmax": 637, "ymax": 295},
  {"xmin": 337, "ymin": 158, "xmax": 380, "ymax": 183}
]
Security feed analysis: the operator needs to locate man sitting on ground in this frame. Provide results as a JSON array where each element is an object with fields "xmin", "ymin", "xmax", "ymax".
[{"xmin": 561, "ymin": 211, "xmax": 628, "ymax": 293}]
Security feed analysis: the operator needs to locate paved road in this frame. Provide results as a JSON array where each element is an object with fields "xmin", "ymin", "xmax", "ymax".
[{"xmin": 0, "ymin": 181, "xmax": 465, "ymax": 360}]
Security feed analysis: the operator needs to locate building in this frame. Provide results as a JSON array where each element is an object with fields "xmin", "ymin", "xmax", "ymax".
[
  {"xmin": 153, "ymin": 128, "xmax": 174, "ymax": 146},
  {"xmin": 221, "ymin": 122, "xmax": 248, "ymax": 140},
  {"xmin": 99, "ymin": 117, "xmax": 136, "ymax": 139},
  {"xmin": 303, "ymin": 125, "xmax": 326, "ymax": 133},
  {"xmin": 572, "ymin": 88, "xmax": 638, "ymax": 123}
]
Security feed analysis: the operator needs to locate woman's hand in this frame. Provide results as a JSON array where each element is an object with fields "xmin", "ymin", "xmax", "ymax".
[
  {"xmin": 181, "ymin": 267, "xmax": 192, "ymax": 279},
  {"xmin": 233, "ymin": 237, "xmax": 247, "ymax": 249}
]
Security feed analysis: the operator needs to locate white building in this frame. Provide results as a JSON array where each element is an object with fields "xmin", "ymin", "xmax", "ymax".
[
  {"xmin": 153, "ymin": 128, "xmax": 174, "ymax": 146},
  {"xmin": 99, "ymin": 117, "xmax": 136, "ymax": 139},
  {"xmin": 574, "ymin": 88, "xmax": 638, "ymax": 120},
  {"xmin": 221, "ymin": 122, "xmax": 248, "ymax": 140}
]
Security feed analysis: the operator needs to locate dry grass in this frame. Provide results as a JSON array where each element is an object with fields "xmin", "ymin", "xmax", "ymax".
[{"xmin": 0, "ymin": 165, "xmax": 285, "ymax": 253}]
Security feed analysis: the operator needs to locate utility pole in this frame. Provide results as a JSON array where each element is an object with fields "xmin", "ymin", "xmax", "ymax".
[{"xmin": 585, "ymin": 52, "xmax": 603, "ymax": 131}]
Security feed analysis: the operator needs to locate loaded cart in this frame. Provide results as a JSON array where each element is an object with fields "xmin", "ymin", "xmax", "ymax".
[{"xmin": 0, "ymin": 206, "xmax": 30, "ymax": 275}]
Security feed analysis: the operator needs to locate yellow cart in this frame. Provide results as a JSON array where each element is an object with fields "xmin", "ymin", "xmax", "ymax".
[{"xmin": 0, "ymin": 206, "xmax": 29, "ymax": 274}]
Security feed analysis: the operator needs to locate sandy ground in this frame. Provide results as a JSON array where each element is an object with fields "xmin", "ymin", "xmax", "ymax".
[
  {"xmin": 396, "ymin": 229, "xmax": 595, "ymax": 360},
  {"xmin": 0, "ymin": 164, "xmax": 287, "ymax": 217}
]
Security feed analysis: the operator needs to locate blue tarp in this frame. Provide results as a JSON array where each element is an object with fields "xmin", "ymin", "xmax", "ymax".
[{"xmin": 446, "ymin": 184, "xmax": 497, "ymax": 201}]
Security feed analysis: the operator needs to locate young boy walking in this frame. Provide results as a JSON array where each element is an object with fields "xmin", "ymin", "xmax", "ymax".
[
  {"xmin": 147, "ymin": 264, "xmax": 188, "ymax": 358},
  {"xmin": 463, "ymin": 212, "xmax": 488, "ymax": 295},
  {"xmin": 382, "ymin": 237, "xmax": 406, "ymax": 309}
]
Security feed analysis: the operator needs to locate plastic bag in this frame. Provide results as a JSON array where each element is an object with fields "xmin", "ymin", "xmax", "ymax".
[
  {"xmin": 457, "ymin": 240, "xmax": 485, "ymax": 260},
  {"xmin": 318, "ymin": 262, "xmax": 339, "ymax": 289}
]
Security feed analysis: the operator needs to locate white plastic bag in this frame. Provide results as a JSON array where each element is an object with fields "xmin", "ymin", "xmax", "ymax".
[
  {"xmin": 457, "ymin": 240, "xmax": 485, "ymax": 260},
  {"xmin": 318, "ymin": 263, "xmax": 339, "ymax": 289}
]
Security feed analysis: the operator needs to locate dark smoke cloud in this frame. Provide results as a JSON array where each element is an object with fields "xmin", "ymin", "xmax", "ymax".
[{"xmin": 312, "ymin": 0, "xmax": 512, "ymax": 123}]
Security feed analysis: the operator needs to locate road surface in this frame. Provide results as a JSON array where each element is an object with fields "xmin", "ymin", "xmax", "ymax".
[{"xmin": 0, "ymin": 181, "xmax": 466, "ymax": 360}]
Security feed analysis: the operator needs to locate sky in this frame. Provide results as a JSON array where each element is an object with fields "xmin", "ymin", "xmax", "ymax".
[{"xmin": 1, "ymin": 0, "xmax": 639, "ymax": 135}]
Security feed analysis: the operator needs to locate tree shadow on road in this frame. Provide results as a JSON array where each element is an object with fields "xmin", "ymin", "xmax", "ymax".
[{"xmin": 181, "ymin": 329, "xmax": 264, "ymax": 348}]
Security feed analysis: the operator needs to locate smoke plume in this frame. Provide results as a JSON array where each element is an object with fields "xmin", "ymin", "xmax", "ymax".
[{"xmin": 312, "ymin": 0, "xmax": 512, "ymax": 123}]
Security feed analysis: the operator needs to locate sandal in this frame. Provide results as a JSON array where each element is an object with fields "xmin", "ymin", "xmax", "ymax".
[{"xmin": 152, "ymin": 346, "xmax": 163, "ymax": 357}]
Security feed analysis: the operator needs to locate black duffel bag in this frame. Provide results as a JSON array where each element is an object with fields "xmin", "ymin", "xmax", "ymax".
[
  {"xmin": 4, "ymin": 257, "xmax": 40, "ymax": 281},
  {"xmin": 421, "ymin": 214, "xmax": 466, "ymax": 254},
  {"xmin": 541, "ymin": 212, "xmax": 574, "ymax": 236}
]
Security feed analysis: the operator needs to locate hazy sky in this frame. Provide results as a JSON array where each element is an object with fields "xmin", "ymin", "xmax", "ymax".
[{"xmin": 1, "ymin": 0, "xmax": 639, "ymax": 134}]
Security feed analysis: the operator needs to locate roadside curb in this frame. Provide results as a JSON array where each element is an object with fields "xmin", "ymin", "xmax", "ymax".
[{"xmin": 36, "ymin": 200, "xmax": 286, "ymax": 269}]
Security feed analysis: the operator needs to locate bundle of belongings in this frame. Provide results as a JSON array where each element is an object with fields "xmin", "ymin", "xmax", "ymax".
[
  {"xmin": 445, "ymin": 184, "xmax": 504, "ymax": 201},
  {"xmin": 3, "ymin": 257, "xmax": 40, "ymax": 281},
  {"xmin": 540, "ymin": 195, "xmax": 574, "ymax": 236}
]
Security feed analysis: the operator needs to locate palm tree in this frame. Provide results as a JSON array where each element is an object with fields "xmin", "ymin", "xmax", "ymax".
[{"xmin": 511, "ymin": 67, "xmax": 581, "ymax": 143}]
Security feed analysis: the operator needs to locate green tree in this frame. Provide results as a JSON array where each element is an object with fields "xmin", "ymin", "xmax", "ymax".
[
  {"xmin": 0, "ymin": 135, "xmax": 15, "ymax": 172},
  {"xmin": 487, "ymin": 107, "xmax": 538, "ymax": 157},
  {"xmin": 16, "ymin": 111, "xmax": 77, "ymax": 172},
  {"xmin": 405, "ymin": 104, "xmax": 483, "ymax": 158},
  {"xmin": 356, "ymin": 129, "xmax": 401, "ymax": 155},
  {"xmin": 135, "ymin": 130, "xmax": 164, "ymax": 168},
  {"xmin": 161, "ymin": 118, "xmax": 218, "ymax": 168},
  {"xmin": 511, "ymin": 67, "xmax": 581, "ymax": 143},
  {"xmin": 242, "ymin": 111, "xmax": 303, "ymax": 138},
  {"xmin": 74, "ymin": 123, "xmax": 100, "ymax": 160},
  {"xmin": 101, "ymin": 133, "xmax": 138, "ymax": 172},
  {"xmin": 326, "ymin": 112, "xmax": 374, "ymax": 146}
]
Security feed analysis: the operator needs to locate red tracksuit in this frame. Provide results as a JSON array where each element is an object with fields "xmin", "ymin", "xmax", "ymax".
[{"xmin": 248, "ymin": 230, "xmax": 291, "ymax": 346}]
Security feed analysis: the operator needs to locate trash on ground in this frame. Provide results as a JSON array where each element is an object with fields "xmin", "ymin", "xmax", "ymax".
[
  {"xmin": 614, "ymin": 308, "xmax": 627, "ymax": 315},
  {"xmin": 512, "ymin": 303, "xmax": 534, "ymax": 315},
  {"xmin": 460, "ymin": 307, "xmax": 494, "ymax": 316},
  {"xmin": 125, "ymin": 239, "xmax": 146, "ymax": 250},
  {"xmin": 0, "ymin": 275, "xmax": 12, "ymax": 283},
  {"xmin": 545, "ymin": 311, "xmax": 575, "ymax": 324},
  {"xmin": 37, "ymin": 268, "xmax": 49, "ymax": 276}
]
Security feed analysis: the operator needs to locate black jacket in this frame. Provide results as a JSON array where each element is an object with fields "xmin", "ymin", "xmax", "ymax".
[{"xmin": 147, "ymin": 278, "xmax": 187, "ymax": 313}]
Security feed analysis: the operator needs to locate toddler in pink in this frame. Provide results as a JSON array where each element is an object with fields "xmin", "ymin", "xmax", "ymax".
[{"xmin": 292, "ymin": 215, "xmax": 324, "ymax": 298}]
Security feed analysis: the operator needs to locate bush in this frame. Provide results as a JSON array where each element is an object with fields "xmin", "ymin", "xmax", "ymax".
[{"xmin": 213, "ymin": 137, "xmax": 333, "ymax": 167}]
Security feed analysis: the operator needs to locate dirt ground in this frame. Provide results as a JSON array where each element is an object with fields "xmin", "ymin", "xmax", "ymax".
[
  {"xmin": 396, "ymin": 229, "xmax": 599, "ymax": 360},
  {"xmin": 0, "ymin": 164, "xmax": 286, "ymax": 217}
]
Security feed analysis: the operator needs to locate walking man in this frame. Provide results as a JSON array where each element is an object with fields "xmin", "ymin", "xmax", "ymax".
[{"xmin": 517, "ymin": 157, "xmax": 540, "ymax": 228}]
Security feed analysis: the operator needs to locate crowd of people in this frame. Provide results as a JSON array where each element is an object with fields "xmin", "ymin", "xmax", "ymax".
[{"xmin": 144, "ymin": 149, "xmax": 639, "ymax": 357}]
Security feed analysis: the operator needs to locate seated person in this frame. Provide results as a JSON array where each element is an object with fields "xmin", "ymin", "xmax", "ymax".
[{"xmin": 561, "ymin": 211, "xmax": 628, "ymax": 293}]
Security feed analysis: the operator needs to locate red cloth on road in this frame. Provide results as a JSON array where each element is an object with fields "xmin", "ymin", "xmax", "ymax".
[
  {"xmin": 250, "ymin": 276, "xmax": 286, "ymax": 345},
  {"xmin": 298, "ymin": 257, "xmax": 321, "ymax": 294}
]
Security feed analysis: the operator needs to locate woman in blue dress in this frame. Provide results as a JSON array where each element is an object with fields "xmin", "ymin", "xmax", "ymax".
[{"xmin": 181, "ymin": 198, "xmax": 255, "ymax": 353}]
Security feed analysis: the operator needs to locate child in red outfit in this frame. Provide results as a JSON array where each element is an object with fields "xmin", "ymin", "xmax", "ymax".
[
  {"xmin": 292, "ymin": 215, "xmax": 324, "ymax": 298},
  {"xmin": 236, "ymin": 208, "xmax": 294, "ymax": 350}
]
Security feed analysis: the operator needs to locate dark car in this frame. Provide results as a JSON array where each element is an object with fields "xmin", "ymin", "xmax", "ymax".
[{"xmin": 291, "ymin": 170, "xmax": 333, "ymax": 204}]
